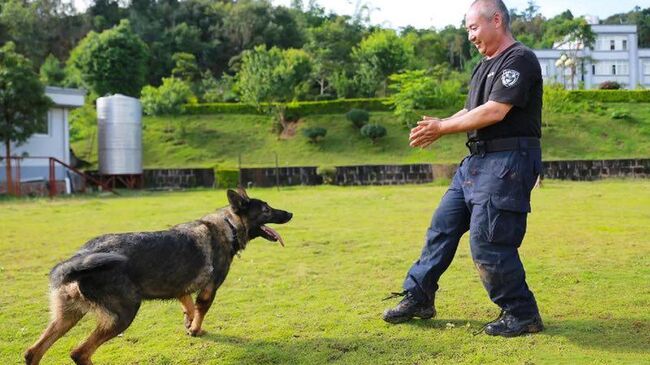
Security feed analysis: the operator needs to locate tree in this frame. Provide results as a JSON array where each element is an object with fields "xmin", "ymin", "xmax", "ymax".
[
  {"xmin": 67, "ymin": 19, "xmax": 149, "ymax": 97},
  {"xmin": 236, "ymin": 45, "xmax": 312, "ymax": 133},
  {"xmin": 0, "ymin": 43, "xmax": 52, "ymax": 195},
  {"xmin": 305, "ymin": 16, "xmax": 364, "ymax": 96},
  {"xmin": 140, "ymin": 77, "xmax": 193, "ymax": 116},
  {"xmin": 545, "ymin": 17, "xmax": 595, "ymax": 89},
  {"xmin": 40, "ymin": 54, "xmax": 66, "ymax": 87},
  {"xmin": 387, "ymin": 68, "xmax": 463, "ymax": 128},
  {"xmin": 352, "ymin": 29, "xmax": 414, "ymax": 96}
]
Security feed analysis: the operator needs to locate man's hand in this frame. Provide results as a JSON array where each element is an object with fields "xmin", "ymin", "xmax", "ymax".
[{"xmin": 409, "ymin": 116, "xmax": 444, "ymax": 148}]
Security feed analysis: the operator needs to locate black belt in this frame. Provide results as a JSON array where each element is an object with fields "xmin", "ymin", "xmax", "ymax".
[{"xmin": 466, "ymin": 137, "xmax": 540, "ymax": 155}]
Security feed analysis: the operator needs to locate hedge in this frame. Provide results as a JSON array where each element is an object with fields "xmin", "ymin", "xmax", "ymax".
[
  {"xmin": 182, "ymin": 91, "xmax": 650, "ymax": 117},
  {"xmin": 566, "ymin": 90, "xmax": 650, "ymax": 103},
  {"xmin": 215, "ymin": 169, "xmax": 239, "ymax": 189},
  {"xmin": 183, "ymin": 98, "xmax": 392, "ymax": 116}
]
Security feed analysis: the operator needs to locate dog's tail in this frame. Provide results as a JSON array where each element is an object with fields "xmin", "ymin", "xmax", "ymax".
[{"xmin": 50, "ymin": 252, "xmax": 128, "ymax": 286}]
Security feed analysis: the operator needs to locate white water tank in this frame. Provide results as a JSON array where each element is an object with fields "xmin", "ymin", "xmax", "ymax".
[{"xmin": 97, "ymin": 94, "xmax": 143, "ymax": 175}]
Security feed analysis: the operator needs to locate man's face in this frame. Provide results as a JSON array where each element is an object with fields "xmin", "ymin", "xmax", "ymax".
[{"xmin": 465, "ymin": 6, "xmax": 498, "ymax": 57}]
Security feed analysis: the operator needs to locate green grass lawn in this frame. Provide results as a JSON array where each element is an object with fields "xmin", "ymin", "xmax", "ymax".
[
  {"xmin": 1, "ymin": 180, "xmax": 649, "ymax": 364},
  {"xmin": 70, "ymin": 102, "xmax": 650, "ymax": 169}
]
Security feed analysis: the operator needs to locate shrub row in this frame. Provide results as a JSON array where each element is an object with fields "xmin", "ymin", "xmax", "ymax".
[
  {"xmin": 566, "ymin": 90, "xmax": 650, "ymax": 103},
  {"xmin": 183, "ymin": 91, "xmax": 649, "ymax": 117},
  {"xmin": 183, "ymin": 98, "xmax": 392, "ymax": 116}
]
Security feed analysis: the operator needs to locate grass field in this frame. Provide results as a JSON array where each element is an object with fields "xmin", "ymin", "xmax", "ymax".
[
  {"xmin": 70, "ymin": 102, "xmax": 650, "ymax": 169},
  {"xmin": 1, "ymin": 180, "xmax": 649, "ymax": 364}
]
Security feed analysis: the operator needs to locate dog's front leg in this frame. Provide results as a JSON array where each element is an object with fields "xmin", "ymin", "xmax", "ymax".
[
  {"xmin": 189, "ymin": 283, "xmax": 216, "ymax": 337},
  {"xmin": 178, "ymin": 295, "xmax": 195, "ymax": 331}
]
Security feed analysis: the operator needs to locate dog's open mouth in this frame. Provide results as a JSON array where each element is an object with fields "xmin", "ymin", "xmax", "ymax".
[{"xmin": 260, "ymin": 225, "xmax": 285, "ymax": 247}]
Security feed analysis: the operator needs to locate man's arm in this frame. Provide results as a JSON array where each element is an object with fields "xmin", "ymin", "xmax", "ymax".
[{"xmin": 409, "ymin": 101, "xmax": 512, "ymax": 148}]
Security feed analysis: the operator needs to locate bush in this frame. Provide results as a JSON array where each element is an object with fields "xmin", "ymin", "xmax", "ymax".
[
  {"xmin": 387, "ymin": 69, "xmax": 464, "ymax": 128},
  {"xmin": 316, "ymin": 166, "xmax": 337, "ymax": 185},
  {"xmin": 346, "ymin": 108, "xmax": 370, "ymax": 128},
  {"xmin": 302, "ymin": 127, "xmax": 327, "ymax": 143},
  {"xmin": 141, "ymin": 77, "xmax": 193, "ymax": 115},
  {"xmin": 360, "ymin": 123, "xmax": 387, "ymax": 143},
  {"xmin": 215, "ymin": 169, "xmax": 239, "ymax": 189},
  {"xmin": 566, "ymin": 90, "xmax": 650, "ymax": 103},
  {"xmin": 599, "ymin": 81, "xmax": 622, "ymax": 90},
  {"xmin": 611, "ymin": 109, "xmax": 631, "ymax": 119}
]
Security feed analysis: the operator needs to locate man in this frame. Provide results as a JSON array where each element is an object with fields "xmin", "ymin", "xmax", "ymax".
[{"xmin": 382, "ymin": 0, "xmax": 544, "ymax": 337}]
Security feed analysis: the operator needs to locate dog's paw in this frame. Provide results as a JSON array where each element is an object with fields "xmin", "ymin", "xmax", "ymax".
[
  {"xmin": 183, "ymin": 314, "xmax": 193, "ymax": 329},
  {"xmin": 187, "ymin": 328, "xmax": 206, "ymax": 337}
]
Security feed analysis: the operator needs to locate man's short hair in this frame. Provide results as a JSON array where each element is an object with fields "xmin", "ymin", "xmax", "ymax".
[{"xmin": 472, "ymin": 0, "xmax": 511, "ymax": 32}]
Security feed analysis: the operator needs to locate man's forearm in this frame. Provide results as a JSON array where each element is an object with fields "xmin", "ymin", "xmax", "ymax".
[{"xmin": 438, "ymin": 101, "xmax": 511, "ymax": 136}]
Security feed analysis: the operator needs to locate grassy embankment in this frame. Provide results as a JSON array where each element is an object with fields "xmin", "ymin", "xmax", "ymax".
[{"xmin": 70, "ymin": 102, "xmax": 650, "ymax": 169}]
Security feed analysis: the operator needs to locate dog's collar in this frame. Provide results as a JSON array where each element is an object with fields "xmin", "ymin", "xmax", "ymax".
[
  {"xmin": 199, "ymin": 218, "xmax": 244, "ymax": 257},
  {"xmin": 225, "ymin": 217, "xmax": 244, "ymax": 256}
]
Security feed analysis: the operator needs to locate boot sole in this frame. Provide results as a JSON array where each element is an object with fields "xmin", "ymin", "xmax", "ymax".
[
  {"xmin": 486, "ymin": 324, "xmax": 544, "ymax": 337},
  {"xmin": 382, "ymin": 311, "xmax": 436, "ymax": 324}
]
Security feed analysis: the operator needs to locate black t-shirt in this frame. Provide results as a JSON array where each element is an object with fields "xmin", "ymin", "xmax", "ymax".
[{"xmin": 465, "ymin": 42, "xmax": 542, "ymax": 141}]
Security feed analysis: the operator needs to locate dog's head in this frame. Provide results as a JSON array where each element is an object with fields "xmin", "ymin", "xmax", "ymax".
[{"xmin": 227, "ymin": 188, "xmax": 293, "ymax": 246}]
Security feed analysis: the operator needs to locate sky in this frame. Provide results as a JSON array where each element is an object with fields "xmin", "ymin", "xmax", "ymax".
[{"xmin": 270, "ymin": 0, "xmax": 645, "ymax": 29}]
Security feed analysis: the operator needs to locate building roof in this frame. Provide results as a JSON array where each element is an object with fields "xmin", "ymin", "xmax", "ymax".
[{"xmin": 45, "ymin": 86, "xmax": 85, "ymax": 108}]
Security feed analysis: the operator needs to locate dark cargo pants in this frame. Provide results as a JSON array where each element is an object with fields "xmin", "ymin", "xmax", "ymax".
[{"xmin": 403, "ymin": 147, "xmax": 542, "ymax": 318}]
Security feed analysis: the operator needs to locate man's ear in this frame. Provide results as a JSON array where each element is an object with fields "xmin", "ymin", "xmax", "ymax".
[{"xmin": 227, "ymin": 189, "xmax": 248, "ymax": 212}]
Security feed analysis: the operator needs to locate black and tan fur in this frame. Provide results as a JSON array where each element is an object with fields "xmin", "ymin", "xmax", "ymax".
[{"xmin": 25, "ymin": 188, "xmax": 292, "ymax": 365}]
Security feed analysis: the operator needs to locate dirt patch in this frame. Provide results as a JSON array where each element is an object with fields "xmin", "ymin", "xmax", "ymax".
[{"xmin": 279, "ymin": 120, "xmax": 302, "ymax": 139}]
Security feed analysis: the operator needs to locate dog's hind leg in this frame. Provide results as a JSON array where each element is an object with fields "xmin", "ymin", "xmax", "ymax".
[
  {"xmin": 189, "ymin": 283, "xmax": 216, "ymax": 337},
  {"xmin": 70, "ymin": 300, "xmax": 140, "ymax": 365},
  {"xmin": 25, "ymin": 284, "xmax": 87, "ymax": 365},
  {"xmin": 178, "ymin": 294, "xmax": 195, "ymax": 330}
]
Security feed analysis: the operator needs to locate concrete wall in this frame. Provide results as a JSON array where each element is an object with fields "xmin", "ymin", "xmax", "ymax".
[
  {"xmin": 143, "ymin": 169, "xmax": 215, "ymax": 189},
  {"xmin": 542, "ymin": 159, "xmax": 650, "ymax": 181},
  {"xmin": 334, "ymin": 164, "xmax": 433, "ymax": 186},
  {"xmin": 84, "ymin": 159, "xmax": 650, "ymax": 191},
  {"xmin": 240, "ymin": 167, "xmax": 321, "ymax": 187}
]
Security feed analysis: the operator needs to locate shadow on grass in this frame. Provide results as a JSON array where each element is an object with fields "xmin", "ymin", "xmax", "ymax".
[
  {"xmin": 544, "ymin": 318, "xmax": 650, "ymax": 354},
  {"xmin": 199, "ymin": 317, "xmax": 650, "ymax": 364},
  {"xmin": 203, "ymin": 332, "xmax": 438, "ymax": 364}
]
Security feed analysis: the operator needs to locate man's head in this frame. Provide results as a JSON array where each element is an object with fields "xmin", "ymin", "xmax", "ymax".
[{"xmin": 465, "ymin": 0, "xmax": 512, "ymax": 57}]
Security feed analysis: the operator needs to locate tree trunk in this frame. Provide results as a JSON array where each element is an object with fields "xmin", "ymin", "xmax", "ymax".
[{"xmin": 4, "ymin": 139, "xmax": 13, "ymax": 196}]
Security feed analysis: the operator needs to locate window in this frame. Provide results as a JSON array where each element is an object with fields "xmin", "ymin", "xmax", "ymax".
[
  {"xmin": 610, "ymin": 40, "xmax": 616, "ymax": 50},
  {"xmin": 612, "ymin": 64, "xmax": 616, "ymax": 75},
  {"xmin": 622, "ymin": 40, "xmax": 627, "ymax": 50},
  {"xmin": 616, "ymin": 61, "xmax": 629, "ymax": 75},
  {"xmin": 592, "ymin": 64, "xmax": 595, "ymax": 74},
  {"xmin": 34, "ymin": 112, "xmax": 49, "ymax": 135}
]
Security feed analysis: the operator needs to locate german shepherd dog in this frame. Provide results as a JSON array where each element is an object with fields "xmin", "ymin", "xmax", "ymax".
[{"xmin": 25, "ymin": 188, "xmax": 292, "ymax": 365}]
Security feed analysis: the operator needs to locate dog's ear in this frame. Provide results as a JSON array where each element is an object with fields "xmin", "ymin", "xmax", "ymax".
[
  {"xmin": 227, "ymin": 189, "xmax": 249, "ymax": 212},
  {"xmin": 237, "ymin": 186, "xmax": 250, "ymax": 200}
]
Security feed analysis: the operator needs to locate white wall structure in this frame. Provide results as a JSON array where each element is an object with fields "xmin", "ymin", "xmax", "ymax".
[
  {"xmin": 0, "ymin": 87, "xmax": 85, "ymax": 189},
  {"xmin": 533, "ymin": 24, "xmax": 650, "ymax": 89}
]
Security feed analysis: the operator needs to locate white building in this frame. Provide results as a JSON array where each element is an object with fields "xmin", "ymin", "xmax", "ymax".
[
  {"xmin": 534, "ymin": 24, "xmax": 650, "ymax": 89},
  {"xmin": 0, "ymin": 87, "xmax": 85, "ymax": 194}
]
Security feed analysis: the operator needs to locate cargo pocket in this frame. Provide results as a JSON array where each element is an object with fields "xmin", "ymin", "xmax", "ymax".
[{"xmin": 486, "ymin": 194, "xmax": 529, "ymax": 247}]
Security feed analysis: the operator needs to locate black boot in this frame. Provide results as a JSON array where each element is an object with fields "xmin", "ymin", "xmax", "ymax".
[
  {"xmin": 382, "ymin": 291, "xmax": 436, "ymax": 324},
  {"xmin": 484, "ymin": 311, "xmax": 544, "ymax": 337}
]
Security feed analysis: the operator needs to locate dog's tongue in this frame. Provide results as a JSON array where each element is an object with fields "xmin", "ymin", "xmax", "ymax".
[{"xmin": 261, "ymin": 225, "xmax": 285, "ymax": 247}]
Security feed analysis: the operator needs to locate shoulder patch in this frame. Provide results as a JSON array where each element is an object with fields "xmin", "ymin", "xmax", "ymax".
[{"xmin": 501, "ymin": 69, "xmax": 520, "ymax": 88}]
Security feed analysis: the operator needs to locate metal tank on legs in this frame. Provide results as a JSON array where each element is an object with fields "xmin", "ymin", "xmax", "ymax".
[{"xmin": 97, "ymin": 94, "xmax": 143, "ymax": 188}]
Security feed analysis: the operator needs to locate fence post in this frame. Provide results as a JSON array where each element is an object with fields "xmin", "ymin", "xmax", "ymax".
[
  {"xmin": 274, "ymin": 152, "xmax": 280, "ymax": 191},
  {"xmin": 49, "ymin": 158, "xmax": 56, "ymax": 198}
]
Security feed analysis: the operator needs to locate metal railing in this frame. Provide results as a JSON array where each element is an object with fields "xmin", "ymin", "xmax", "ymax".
[{"xmin": 3, "ymin": 156, "xmax": 115, "ymax": 198}]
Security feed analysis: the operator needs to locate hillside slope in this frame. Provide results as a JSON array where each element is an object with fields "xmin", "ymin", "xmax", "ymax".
[{"xmin": 71, "ymin": 103, "xmax": 650, "ymax": 168}]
